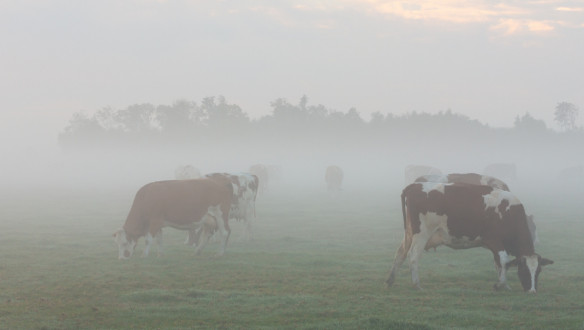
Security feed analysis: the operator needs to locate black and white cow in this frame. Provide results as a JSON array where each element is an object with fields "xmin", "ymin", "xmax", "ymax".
[
  {"xmin": 185, "ymin": 172, "xmax": 259, "ymax": 244},
  {"xmin": 386, "ymin": 182, "xmax": 552, "ymax": 293},
  {"xmin": 414, "ymin": 173, "xmax": 539, "ymax": 245}
]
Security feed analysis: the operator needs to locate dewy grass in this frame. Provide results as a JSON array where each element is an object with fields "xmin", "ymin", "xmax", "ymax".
[{"xmin": 0, "ymin": 184, "xmax": 582, "ymax": 329}]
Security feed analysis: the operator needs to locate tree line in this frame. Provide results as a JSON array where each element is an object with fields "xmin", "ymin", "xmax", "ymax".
[{"xmin": 58, "ymin": 96, "xmax": 581, "ymax": 161}]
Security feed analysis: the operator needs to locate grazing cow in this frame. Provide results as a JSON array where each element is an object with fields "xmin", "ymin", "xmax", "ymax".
[
  {"xmin": 404, "ymin": 165, "xmax": 442, "ymax": 184},
  {"xmin": 186, "ymin": 172, "xmax": 258, "ymax": 242},
  {"xmin": 249, "ymin": 164, "xmax": 269, "ymax": 194},
  {"xmin": 174, "ymin": 165, "xmax": 201, "ymax": 180},
  {"xmin": 386, "ymin": 182, "xmax": 552, "ymax": 292},
  {"xmin": 483, "ymin": 163, "xmax": 517, "ymax": 182},
  {"xmin": 325, "ymin": 165, "xmax": 344, "ymax": 192},
  {"xmin": 113, "ymin": 178, "xmax": 232, "ymax": 259},
  {"xmin": 414, "ymin": 173, "xmax": 539, "ymax": 245}
]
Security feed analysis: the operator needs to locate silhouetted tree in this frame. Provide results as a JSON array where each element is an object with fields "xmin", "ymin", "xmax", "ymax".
[
  {"xmin": 201, "ymin": 96, "xmax": 250, "ymax": 143},
  {"xmin": 114, "ymin": 103, "xmax": 156, "ymax": 133},
  {"xmin": 514, "ymin": 112, "xmax": 547, "ymax": 132},
  {"xmin": 554, "ymin": 102, "xmax": 579, "ymax": 131},
  {"xmin": 156, "ymin": 100, "xmax": 199, "ymax": 133},
  {"xmin": 58, "ymin": 112, "xmax": 106, "ymax": 149}
]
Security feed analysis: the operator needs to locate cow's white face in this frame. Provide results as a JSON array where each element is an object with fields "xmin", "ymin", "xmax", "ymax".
[
  {"xmin": 113, "ymin": 229, "xmax": 136, "ymax": 260},
  {"xmin": 510, "ymin": 255, "xmax": 554, "ymax": 293}
]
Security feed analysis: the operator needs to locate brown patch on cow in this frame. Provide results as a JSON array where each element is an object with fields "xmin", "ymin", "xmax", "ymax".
[{"xmin": 122, "ymin": 178, "xmax": 233, "ymax": 244}]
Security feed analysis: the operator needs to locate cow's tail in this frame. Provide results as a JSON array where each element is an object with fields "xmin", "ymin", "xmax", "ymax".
[{"xmin": 401, "ymin": 188, "xmax": 407, "ymax": 229}]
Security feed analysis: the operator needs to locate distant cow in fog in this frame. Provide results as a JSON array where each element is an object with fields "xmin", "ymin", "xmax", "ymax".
[
  {"xmin": 267, "ymin": 165, "xmax": 283, "ymax": 183},
  {"xmin": 483, "ymin": 163, "xmax": 517, "ymax": 182},
  {"xmin": 113, "ymin": 178, "xmax": 232, "ymax": 259},
  {"xmin": 249, "ymin": 164, "xmax": 269, "ymax": 194},
  {"xmin": 387, "ymin": 182, "xmax": 553, "ymax": 292},
  {"xmin": 414, "ymin": 172, "xmax": 538, "ymax": 245},
  {"xmin": 404, "ymin": 165, "xmax": 442, "ymax": 184},
  {"xmin": 174, "ymin": 165, "xmax": 201, "ymax": 180},
  {"xmin": 325, "ymin": 165, "xmax": 344, "ymax": 192},
  {"xmin": 557, "ymin": 165, "xmax": 584, "ymax": 181}
]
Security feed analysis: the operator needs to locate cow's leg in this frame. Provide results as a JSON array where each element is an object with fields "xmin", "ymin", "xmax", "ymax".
[
  {"xmin": 215, "ymin": 216, "xmax": 231, "ymax": 256},
  {"xmin": 387, "ymin": 231, "xmax": 414, "ymax": 287},
  {"xmin": 143, "ymin": 232, "xmax": 153, "ymax": 257},
  {"xmin": 193, "ymin": 223, "xmax": 212, "ymax": 256},
  {"xmin": 185, "ymin": 229, "xmax": 198, "ymax": 246},
  {"xmin": 492, "ymin": 250, "xmax": 511, "ymax": 291},
  {"xmin": 408, "ymin": 234, "xmax": 429, "ymax": 290},
  {"xmin": 386, "ymin": 238, "xmax": 408, "ymax": 287},
  {"xmin": 241, "ymin": 207, "xmax": 253, "ymax": 241},
  {"xmin": 193, "ymin": 213, "xmax": 218, "ymax": 255},
  {"xmin": 155, "ymin": 230, "xmax": 163, "ymax": 256}
]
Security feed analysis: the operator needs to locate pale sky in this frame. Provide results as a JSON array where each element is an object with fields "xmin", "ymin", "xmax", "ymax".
[{"xmin": 2, "ymin": 0, "xmax": 584, "ymax": 151}]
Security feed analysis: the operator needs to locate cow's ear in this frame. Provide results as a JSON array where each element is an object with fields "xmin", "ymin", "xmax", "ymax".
[
  {"xmin": 505, "ymin": 258, "xmax": 519, "ymax": 269},
  {"xmin": 540, "ymin": 258, "xmax": 554, "ymax": 266}
]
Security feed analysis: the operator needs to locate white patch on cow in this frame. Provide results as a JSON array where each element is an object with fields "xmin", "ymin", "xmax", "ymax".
[
  {"xmin": 113, "ymin": 229, "xmax": 136, "ymax": 260},
  {"xmin": 405, "ymin": 212, "xmax": 447, "ymax": 288},
  {"xmin": 421, "ymin": 182, "xmax": 445, "ymax": 194},
  {"xmin": 483, "ymin": 189, "xmax": 522, "ymax": 218},
  {"xmin": 525, "ymin": 255, "xmax": 539, "ymax": 293}
]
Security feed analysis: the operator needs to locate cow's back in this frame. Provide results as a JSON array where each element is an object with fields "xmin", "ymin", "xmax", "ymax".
[
  {"xmin": 125, "ymin": 179, "xmax": 232, "ymax": 234},
  {"xmin": 403, "ymin": 182, "xmax": 532, "ymax": 255}
]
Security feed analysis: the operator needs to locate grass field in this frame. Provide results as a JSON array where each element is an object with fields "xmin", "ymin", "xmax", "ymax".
[{"xmin": 0, "ymin": 182, "xmax": 583, "ymax": 329}]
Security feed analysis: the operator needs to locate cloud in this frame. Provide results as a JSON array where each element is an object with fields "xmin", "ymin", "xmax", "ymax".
[
  {"xmin": 556, "ymin": 7, "xmax": 584, "ymax": 12},
  {"xmin": 490, "ymin": 18, "xmax": 555, "ymax": 36},
  {"xmin": 359, "ymin": 0, "xmax": 500, "ymax": 23},
  {"xmin": 340, "ymin": 0, "xmax": 582, "ymax": 37}
]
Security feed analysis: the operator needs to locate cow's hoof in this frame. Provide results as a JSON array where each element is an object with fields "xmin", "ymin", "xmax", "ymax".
[{"xmin": 493, "ymin": 283, "xmax": 511, "ymax": 291}]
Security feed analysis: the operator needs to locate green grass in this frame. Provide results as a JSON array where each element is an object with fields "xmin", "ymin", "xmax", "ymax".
[{"xmin": 0, "ymin": 184, "xmax": 582, "ymax": 329}]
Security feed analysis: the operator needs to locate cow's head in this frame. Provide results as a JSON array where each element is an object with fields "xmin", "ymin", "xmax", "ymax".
[
  {"xmin": 113, "ymin": 229, "xmax": 136, "ymax": 260},
  {"xmin": 506, "ymin": 255, "xmax": 553, "ymax": 293}
]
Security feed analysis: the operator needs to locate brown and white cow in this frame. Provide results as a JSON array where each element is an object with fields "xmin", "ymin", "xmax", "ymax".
[
  {"xmin": 325, "ymin": 165, "xmax": 344, "ymax": 192},
  {"xmin": 404, "ymin": 165, "xmax": 442, "ymax": 185},
  {"xmin": 174, "ymin": 165, "xmax": 201, "ymax": 180},
  {"xmin": 386, "ymin": 182, "xmax": 552, "ymax": 293},
  {"xmin": 191, "ymin": 172, "xmax": 259, "ymax": 242},
  {"xmin": 113, "ymin": 178, "xmax": 232, "ymax": 259},
  {"xmin": 414, "ymin": 173, "xmax": 539, "ymax": 245}
]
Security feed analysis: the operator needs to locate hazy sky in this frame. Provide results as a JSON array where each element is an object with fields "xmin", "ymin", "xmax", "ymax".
[{"xmin": 2, "ymin": 0, "xmax": 584, "ymax": 151}]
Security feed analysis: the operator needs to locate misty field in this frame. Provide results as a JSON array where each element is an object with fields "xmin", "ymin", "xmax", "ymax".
[{"xmin": 1, "ymin": 183, "xmax": 583, "ymax": 329}]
